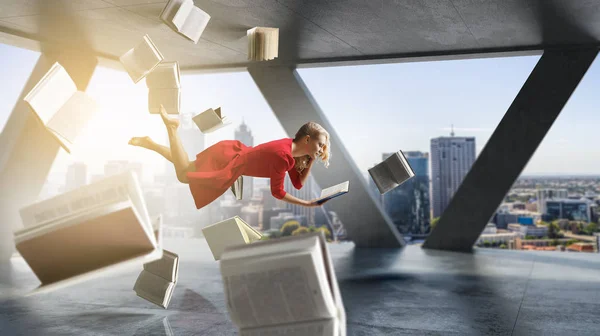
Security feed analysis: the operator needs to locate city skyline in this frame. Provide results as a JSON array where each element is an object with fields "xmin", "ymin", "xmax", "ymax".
[{"xmin": 1, "ymin": 44, "xmax": 600, "ymax": 177}]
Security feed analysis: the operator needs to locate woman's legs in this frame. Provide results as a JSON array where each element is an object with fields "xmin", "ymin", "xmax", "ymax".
[
  {"xmin": 129, "ymin": 106, "xmax": 196, "ymax": 184},
  {"xmin": 159, "ymin": 106, "xmax": 194, "ymax": 183},
  {"xmin": 129, "ymin": 136, "xmax": 173, "ymax": 163}
]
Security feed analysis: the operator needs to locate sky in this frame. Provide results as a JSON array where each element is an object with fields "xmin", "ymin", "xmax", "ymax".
[{"xmin": 1, "ymin": 42, "xmax": 599, "ymax": 182}]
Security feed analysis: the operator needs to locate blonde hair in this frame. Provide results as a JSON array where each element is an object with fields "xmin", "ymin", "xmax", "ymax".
[{"xmin": 293, "ymin": 121, "xmax": 331, "ymax": 172}]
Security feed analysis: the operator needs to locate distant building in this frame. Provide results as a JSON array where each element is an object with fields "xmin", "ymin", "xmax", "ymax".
[
  {"xmin": 545, "ymin": 199, "xmax": 591, "ymax": 222},
  {"xmin": 536, "ymin": 189, "xmax": 568, "ymax": 214},
  {"xmin": 380, "ymin": 151, "xmax": 431, "ymax": 235},
  {"xmin": 430, "ymin": 133, "xmax": 476, "ymax": 218},
  {"xmin": 65, "ymin": 162, "xmax": 87, "ymax": 191},
  {"xmin": 508, "ymin": 224, "xmax": 548, "ymax": 238},
  {"xmin": 235, "ymin": 120, "xmax": 254, "ymax": 199}
]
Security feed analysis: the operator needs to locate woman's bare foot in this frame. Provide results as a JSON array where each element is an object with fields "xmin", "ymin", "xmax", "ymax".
[
  {"xmin": 128, "ymin": 136, "xmax": 154, "ymax": 149},
  {"xmin": 159, "ymin": 105, "xmax": 179, "ymax": 128}
]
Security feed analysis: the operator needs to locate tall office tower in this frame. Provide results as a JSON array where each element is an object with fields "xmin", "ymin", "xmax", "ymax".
[
  {"xmin": 65, "ymin": 162, "xmax": 88, "ymax": 192},
  {"xmin": 381, "ymin": 151, "xmax": 431, "ymax": 235},
  {"xmin": 235, "ymin": 120, "xmax": 254, "ymax": 199},
  {"xmin": 179, "ymin": 112, "xmax": 205, "ymax": 161},
  {"xmin": 430, "ymin": 132, "xmax": 476, "ymax": 218},
  {"xmin": 536, "ymin": 189, "xmax": 568, "ymax": 214},
  {"xmin": 104, "ymin": 160, "xmax": 143, "ymax": 180},
  {"xmin": 284, "ymin": 174, "xmax": 317, "ymax": 226}
]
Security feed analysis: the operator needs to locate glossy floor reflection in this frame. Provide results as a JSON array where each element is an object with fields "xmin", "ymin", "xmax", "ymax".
[{"xmin": 1, "ymin": 238, "xmax": 599, "ymax": 335}]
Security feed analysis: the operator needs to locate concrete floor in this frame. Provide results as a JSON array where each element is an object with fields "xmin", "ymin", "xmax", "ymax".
[{"xmin": 1, "ymin": 238, "xmax": 599, "ymax": 335}]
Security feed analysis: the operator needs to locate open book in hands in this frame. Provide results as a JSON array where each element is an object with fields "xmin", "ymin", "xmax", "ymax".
[
  {"xmin": 23, "ymin": 62, "xmax": 98, "ymax": 154},
  {"xmin": 220, "ymin": 231, "xmax": 346, "ymax": 336},
  {"xmin": 311, "ymin": 181, "xmax": 349, "ymax": 205}
]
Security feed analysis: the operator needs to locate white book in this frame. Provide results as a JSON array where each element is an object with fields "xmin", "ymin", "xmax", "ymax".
[
  {"xmin": 192, "ymin": 107, "xmax": 231, "ymax": 134},
  {"xmin": 247, "ymin": 27, "xmax": 279, "ymax": 61},
  {"xmin": 23, "ymin": 62, "xmax": 98, "ymax": 154},
  {"xmin": 14, "ymin": 200, "xmax": 161, "ymax": 295},
  {"xmin": 312, "ymin": 181, "xmax": 349, "ymax": 205},
  {"xmin": 148, "ymin": 88, "xmax": 180, "ymax": 115},
  {"xmin": 120, "ymin": 35, "xmax": 164, "ymax": 84},
  {"xmin": 134, "ymin": 249, "xmax": 179, "ymax": 309},
  {"xmin": 160, "ymin": 0, "xmax": 211, "ymax": 44},
  {"xmin": 202, "ymin": 216, "xmax": 262, "ymax": 261},
  {"xmin": 19, "ymin": 170, "xmax": 151, "ymax": 234},
  {"xmin": 220, "ymin": 231, "xmax": 346, "ymax": 336},
  {"xmin": 368, "ymin": 150, "xmax": 415, "ymax": 194},
  {"xmin": 230, "ymin": 176, "xmax": 243, "ymax": 200},
  {"xmin": 146, "ymin": 61, "xmax": 180, "ymax": 89}
]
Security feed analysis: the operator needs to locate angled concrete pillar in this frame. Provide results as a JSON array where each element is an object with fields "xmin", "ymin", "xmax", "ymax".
[
  {"xmin": 0, "ymin": 48, "xmax": 98, "ymax": 261},
  {"xmin": 248, "ymin": 66, "xmax": 404, "ymax": 248},
  {"xmin": 423, "ymin": 48, "xmax": 598, "ymax": 252}
]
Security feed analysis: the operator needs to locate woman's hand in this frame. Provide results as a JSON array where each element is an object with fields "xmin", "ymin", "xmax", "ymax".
[{"xmin": 305, "ymin": 198, "xmax": 330, "ymax": 207}]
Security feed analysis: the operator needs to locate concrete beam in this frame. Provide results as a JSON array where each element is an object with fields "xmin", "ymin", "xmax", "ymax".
[
  {"xmin": 423, "ymin": 48, "xmax": 599, "ymax": 252},
  {"xmin": 0, "ymin": 50, "xmax": 98, "ymax": 261},
  {"xmin": 248, "ymin": 65, "xmax": 404, "ymax": 248}
]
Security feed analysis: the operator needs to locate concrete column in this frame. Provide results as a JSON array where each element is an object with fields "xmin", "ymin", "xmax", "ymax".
[
  {"xmin": 423, "ymin": 48, "xmax": 598, "ymax": 252},
  {"xmin": 248, "ymin": 65, "xmax": 404, "ymax": 248},
  {"xmin": 0, "ymin": 49, "xmax": 97, "ymax": 261}
]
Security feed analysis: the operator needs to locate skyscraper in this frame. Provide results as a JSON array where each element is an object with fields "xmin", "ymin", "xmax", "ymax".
[
  {"xmin": 65, "ymin": 162, "xmax": 87, "ymax": 192},
  {"xmin": 104, "ymin": 160, "xmax": 143, "ymax": 180},
  {"xmin": 179, "ymin": 112, "xmax": 205, "ymax": 161},
  {"xmin": 430, "ymin": 133, "xmax": 476, "ymax": 218},
  {"xmin": 381, "ymin": 151, "xmax": 431, "ymax": 235},
  {"xmin": 235, "ymin": 120, "xmax": 254, "ymax": 199},
  {"xmin": 284, "ymin": 174, "xmax": 317, "ymax": 227}
]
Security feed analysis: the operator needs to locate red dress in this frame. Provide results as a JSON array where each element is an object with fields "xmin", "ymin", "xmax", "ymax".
[{"xmin": 187, "ymin": 138, "xmax": 303, "ymax": 209}]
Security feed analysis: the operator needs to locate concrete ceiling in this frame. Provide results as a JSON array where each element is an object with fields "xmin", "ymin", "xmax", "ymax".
[{"xmin": 1, "ymin": 0, "xmax": 600, "ymax": 72}]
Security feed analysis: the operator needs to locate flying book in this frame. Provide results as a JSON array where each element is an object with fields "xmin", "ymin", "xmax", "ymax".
[
  {"xmin": 312, "ymin": 181, "xmax": 349, "ymax": 205},
  {"xmin": 23, "ymin": 62, "xmax": 98, "ymax": 154},
  {"xmin": 159, "ymin": 0, "xmax": 211, "ymax": 44},
  {"xmin": 220, "ymin": 231, "xmax": 346, "ymax": 336},
  {"xmin": 146, "ymin": 61, "xmax": 181, "ymax": 115},
  {"xmin": 19, "ymin": 170, "xmax": 150, "ymax": 229},
  {"xmin": 230, "ymin": 176, "xmax": 243, "ymax": 200},
  {"xmin": 120, "ymin": 34, "xmax": 164, "ymax": 84},
  {"xmin": 192, "ymin": 107, "xmax": 231, "ymax": 133},
  {"xmin": 134, "ymin": 249, "xmax": 179, "ymax": 309},
  {"xmin": 202, "ymin": 216, "xmax": 262, "ymax": 261},
  {"xmin": 247, "ymin": 27, "xmax": 279, "ymax": 61},
  {"xmin": 368, "ymin": 150, "xmax": 415, "ymax": 194},
  {"xmin": 14, "ymin": 171, "xmax": 160, "ymax": 295}
]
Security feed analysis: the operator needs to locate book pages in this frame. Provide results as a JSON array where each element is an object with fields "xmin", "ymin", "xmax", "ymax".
[
  {"xmin": 192, "ymin": 107, "xmax": 230, "ymax": 133},
  {"xmin": 202, "ymin": 216, "xmax": 258, "ymax": 260},
  {"xmin": 15, "ymin": 202, "xmax": 159, "ymax": 287},
  {"xmin": 134, "ymin": 270, "xmax": 174, "ymax": 308},
  {"xmin": 24, "ymin": 62, "xmax": 77, "ymax": 125},
  {"xmin": 146, "ymin": 62, "xmax": 180, "ymax": 89},
  {"xmin": 368, "ymin": 161, "xmax": 398, "ymax": 195},
  {"xmin": 148, "ymin": 88, "xmax": 180, "ymax": 115},
  {"xmin": 220, "ymin": 234, "xmax": 338, "ymax": 329},
  {"xmin": 240, "ymin": 318, "xmax": 336, "ymax": 336},
  {"xmin": 120, "ymin": 35, "xmax": 164, "ymax": 83},
  {"xmin": 19, "ymin": 170, "xmax": 151, "ymax": 239},
  {"xmin": 46, "ymin": 91, "xmax": 98, "ymax": 153}
]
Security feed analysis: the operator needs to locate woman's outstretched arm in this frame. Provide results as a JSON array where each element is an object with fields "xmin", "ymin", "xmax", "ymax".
[{"xmin": 281, "ymin": 193, "xmax": 322, "ymax": 207}]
